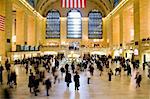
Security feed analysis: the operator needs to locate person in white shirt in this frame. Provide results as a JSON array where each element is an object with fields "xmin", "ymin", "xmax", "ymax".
[{"xmin": 87, "ymin": 70, "xmax": 91, "ymax": 84}]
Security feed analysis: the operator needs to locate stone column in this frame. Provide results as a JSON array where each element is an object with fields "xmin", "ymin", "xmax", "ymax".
[
  {"xmin": 133, "ymin": 0, "xmax": 141, "ymax": 62},
  {"xmin": 107, "ymin": 18, "xmax": 113, "ymax": 56},
  {"xmin": 119, "ymin": 12, "xmax": 124, "ymax": 56},
  {"xmin": 41, "ymin": 18, "xmax": 46, "ymax": 45},
  {"xmin": 34, "ymin": 16, "xmax": 37, "ymax": 45},
  {"xmin": 27, "ymin": 16, "xmax": 35, "ymax": 46},
  {"xmin": 5, "ymin": 0, "xmax": 13, "ymax": 60},
  {"xmin": 24, "ymin": 12, "xmax": 28, "ymax": 45},
  {"xmin": 102, "ymin": 18, "xmax": 107, "ymax": 47},
  {"xmin": 60, "ymin": 17, "xmax": 67, "ymax": 44},
  {"xmin": 16, "ymin": 10, "xmax": 25, "ymax": 45},
  {"xmin": 11, "ymin": 11, "xmax": 16, "ymax": 51},
  {"xmin": 119, "ymin": 13, "xmax": 123, "ymax": 46},
  {"xmin": 0, "ymin": 0, "xmax": 6, "ymax": 64},
  {"xmin": 82, "ymin": 17, "xmax": 88, "ymax": 45},
  {"xmin": 109, "ymin": 18, "xmax": 113, "ymax": 48}
]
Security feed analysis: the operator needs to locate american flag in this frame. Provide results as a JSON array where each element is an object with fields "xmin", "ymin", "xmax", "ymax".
[
  {"xmin": 0, "ymin": 15, "xmax": 5, "ymax": 31},
  {"xmin": 61, "ymin": 0, "xmax": 86, "ymax": 8}
]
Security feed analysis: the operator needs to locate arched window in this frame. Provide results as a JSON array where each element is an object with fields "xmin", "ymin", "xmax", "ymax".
[
  {"xmin": 67, "ymin": 10, "xmax": 82, "ymax": 39},
  {"xmin": 46, "ymin": 10, "xmax": 60, "ymax": 39},
  {"xmin": 88, "ymin": 10, "xmax": 103, "ymax": 39}
]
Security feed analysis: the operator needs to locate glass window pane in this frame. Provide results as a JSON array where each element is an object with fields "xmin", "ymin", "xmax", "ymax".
[
  {"xmin": 46, "ymin": 10, "xmax": 60, "ymax": 39},
  {"xmin": 67, "ymin": 10, "xmax": 82, "ymax": 39},
  {"xmin": 88, "ymin": 10, "xmax": 103, "ymax": 39}
]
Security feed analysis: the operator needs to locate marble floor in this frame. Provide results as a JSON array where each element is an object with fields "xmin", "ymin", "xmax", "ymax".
[{"xmin": 0, "ymin": 64, "xmax": 150, "ymax": 99}]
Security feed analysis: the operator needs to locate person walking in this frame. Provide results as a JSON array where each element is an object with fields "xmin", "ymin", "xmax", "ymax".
[
  {"xmin": 127, "ymin": 65, "xmax": 132, "ymax": 76},
  {"xmin": 89, "ymin": 64, "xmax": 94, "ymax": 76},
  {"xmin": 60, "ymin": 66, "xmax": 65, "ymax": 78},
  {"xmin": 25, "ymin": 63, "xmax": 29, "ymax": 74},
  {"xmin": 28, "ymin": 73, "xmax": 35, "ymax": 93},
  {"xmin": 5, "ymin": 62, "xmax": 11, "ymax": 72},
  {"xmin": 108, "ymin": 68, "xmax": 113, "ymax": 81},
  {"xmin": 45, "ymin": 78, "xmax": 51, "ymax": 96},
  {"xmin": 54, "ymin": 68, "xmax": 59, "ymax": 84},
  {"xmin": 143, "ymin": 63, "xmax": 145, "ymax": 71},
  {"xmin": 87, "ymin": 70, "xmax": 91, "ymax": 84},
  {"xmin": 148, "ymin": 67, "xmax": 150, "ymax": 79},
  {"xmin": 10, "ymin": 70, "xmax": 17, "ymax": 88},
  {"xmin": 7, "ymin": 71, "xmax": 11, "ymax": 86},
  {"xmin": 65, "ymin": 71, "xmax": 72, "ymax": 88},
  {"xmin": 74, "ymin": 72, "xmax": 80, "ymax": 91},
  {"xmin": 0, "ymin": 64, "xmax": 4, "ymax": 84},
  {"xmin": 33, "ymin": 72, "xmax": 40, "ymax": 96},
  {"xmin": 99, "ymin": 64, "xmax": 103, "ymax": 76},
  {"xmin": 65, "ymin": 64, "xmax": 69, "ymax": 73},
  {"xmin": 71, "ymin": 62, "xmax": 75, "ymax": 73},
  {"xmin": 135, "ymin": 72, "xmax": 142, "ymax": 88}
]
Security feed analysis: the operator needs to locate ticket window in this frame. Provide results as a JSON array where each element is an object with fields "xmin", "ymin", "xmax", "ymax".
[{"xmin": 144, "ymin": 53, "xmax": 150, "ymax": 63}]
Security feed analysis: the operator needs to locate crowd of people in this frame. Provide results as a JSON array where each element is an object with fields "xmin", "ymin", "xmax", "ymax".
[{"xmin": 0, "ymin": 54, "xmax": 150, "ymax": 97}]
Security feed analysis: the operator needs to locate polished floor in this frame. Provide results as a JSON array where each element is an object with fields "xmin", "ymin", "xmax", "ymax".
[{"xmin": 0, "ymin": 63, "xmax": 150, "ymax": 99}]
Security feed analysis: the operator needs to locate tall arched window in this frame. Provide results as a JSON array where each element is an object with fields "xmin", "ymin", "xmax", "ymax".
[
  {"xmin": 88, "ymin": 10, "xmax": 102, "ymax": 39},
  {"xmin": 46, "ymin": 10, "xmax": 60, "ymax": 39},
  {"xmin": 67, "ymin": 10, "xmax": 82, "ymax": 39}
]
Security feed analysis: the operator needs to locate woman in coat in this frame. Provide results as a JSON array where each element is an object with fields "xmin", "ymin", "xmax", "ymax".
[
  {"xmin": 65, "ymin": 72, "xmax": 72, "ymax": 87},
  {"xmin": 108, "ymin": 68, "xmax": 113, "ymax": 81},
  {"xmin": 0, "ymin": 65, "xmax": 4, "ymax": 84},
  {"xmin": 45, "ymin": 78, "xmax": 51, "ymax": 96},
  {"xmin": 74, "ymin": 72, "xmax": 80, "ymax": 90}
]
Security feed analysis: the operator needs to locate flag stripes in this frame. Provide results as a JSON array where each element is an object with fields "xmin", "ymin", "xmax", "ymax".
[
  {"xmin": 0, "ymin": 15, "xmax": 5, "ymax": 31},
  {"xmin": 61, "ymin": 0, "xmax": 86, "ymax": 8}
]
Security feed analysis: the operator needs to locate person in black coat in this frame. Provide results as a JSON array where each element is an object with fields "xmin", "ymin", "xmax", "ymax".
[
  {"xmin": 60, "ymin": 66, "xmax": 65, "ymax": 77},
  {"xmin": 74, "ymin": 72, "xmax": 80, "ymax": 90},
  {"xmin": 28, "ymin": 73, "xmax": 35, "ymax": 93},
  {"xmin": 89, "ymin": 65, "xmax": 94, "ymax": 76},
  {"xmin": 135, "ymin": 72, "xmax": 142, "ymax": 88},
  {"xmin": 65, "ymin": 64, "xmax": 69, "ymax": 72},
  {"xmin": 0, "ymin": 65, "xmax": 4, "ymax": 84},
  {"xmin": 127, "ymin": 65, "xmax": 131, "ymax": 76},
  {"xmin": 45, "ymin": 78, "xmax": 51, "ymax": 96},
  {"xmin": 7, "ymin": 71, "xmax": 11, "ymax": 86},
  {"xmin": 33, "ymin": 74, "xmax": 40, "ymax": 96},
  {"xmin": 10, "ymin": 71, "xmax": 17, "ymax": 87},
  {"xmin": 65, "ymin": 72, "xmax": 72, "ymax": 87},
  {"xmin": 71, "ymin": 62, "xmax": 75, "ymax": 73},
  {"xmin": 5, "ymin": 62, "xmax": 11, "ymax": 72},
  {"xmin": 25, "ymin": 64, "xmax": 29, "ymax": 74},
  {"xmin": 108, "ymin": 68, "xmax": 113, "ymax": 81},
  {"xmin": 55, "ymin": 59, "xmax": 59, "ymax": 68},
  {"xmin": 99, "ymin": 64, "xmax": 103, "ymax": 76}
]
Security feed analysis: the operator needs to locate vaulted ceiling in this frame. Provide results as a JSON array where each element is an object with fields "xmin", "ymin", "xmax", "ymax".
[{"xmin": 33, "ymin": 0, "xmax": 116, "ymax": 17}]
